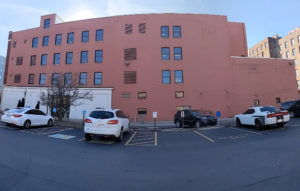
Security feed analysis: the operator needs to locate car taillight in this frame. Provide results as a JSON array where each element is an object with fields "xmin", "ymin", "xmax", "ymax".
[
  {"xmin": 267, "ymin": 112, "xmax": 289, "ymax": 118},
  {"xmin": 85, "ymin": 118, "xmax": 92, "ymax": 123},
  {"xmin": 107, "ymin": 120, "xmax": 118, "ymax": 124},
  {"xmin": 267, "ymin": 114, "xmax": 277, "ymax": 118},
  {"xmin": 282, "ymin": 112, "xmax": 289, "ymax": 115},
  {"xmin": 13, "ymin": 114, "xmax": 22, "ymax": 118}
]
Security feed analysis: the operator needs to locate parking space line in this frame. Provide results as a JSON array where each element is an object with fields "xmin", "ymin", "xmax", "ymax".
[
  {"xmin": 125, "ymin": 131, "xmax": 137, "ymax": 145},
  {"xmin": 155, "ymin": 131, "xmax": 157, "ymax": 146},
  {"xmin": 194, "ymin": 130, "xmax": 215, "ymax": 143},
  {"xmin": 78, "ymin": 138, "xmax": 85, "ymax": 142},
  {"xmin": 131, "ymin": 137, "xmax": 154, "ymax": 142},
  {"xmin": 126, "ymin": 141, "xmax": 155, "ymax": 146},
  {"xmin": 227, "ymin": 127, "xmax": 262, "ymax": 135}
]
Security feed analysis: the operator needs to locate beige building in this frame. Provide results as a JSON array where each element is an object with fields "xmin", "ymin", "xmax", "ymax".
[{"xmin": 249, "ymin": 27, "xmax": 300, "ymax": 90}]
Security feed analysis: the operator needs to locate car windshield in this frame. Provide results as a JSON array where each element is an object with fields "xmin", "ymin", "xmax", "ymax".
[
  {"xmin": 7, "ymin": 108, "xmax": 26, "ymax": 113},
  {"xmin": 281, "ymin": 101, "xmax": 296, "ymax": 108},
  {"xmin": 260, "ymin": 106, "xmax": 279, "ymax": 112},
  {"xmin": 89, "ymin": 111, "xmax": 114, "ymax": 119}
]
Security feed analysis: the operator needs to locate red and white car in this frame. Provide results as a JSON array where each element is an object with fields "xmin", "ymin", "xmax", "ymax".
[{"xmin": 234, "ymin": 106, "xmax": 290, "ymax": 130}]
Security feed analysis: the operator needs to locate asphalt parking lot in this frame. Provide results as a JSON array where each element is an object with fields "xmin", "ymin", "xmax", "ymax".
[{"xmin": 1, "ymin": 119, "xmax": 300, "ymax": 190}]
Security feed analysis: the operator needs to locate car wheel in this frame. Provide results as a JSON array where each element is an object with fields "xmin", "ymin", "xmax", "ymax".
[
  {"xmin": 47, "ymin": 119, "xmax": 54, "ymax": 127},
  {"xmin": 290, "ymin": 111, "xmax": 295, "ymax": 118},
  {"xmin": 254, "ymin": 119, "xmax": 263, "ymax": 130},
  {"xmin": 195, "ymin": 120, "xmax": 202, "ymax": 128},
  {"xmin": 175, "ymin": 121, "xmax": 182, "ymax": 128},
  {"xmin": 24, "ymin": 120, "xmax": 31, "ymax": 129},
  {"xmin": 116, "ymin": 128, "xmax": 123, "ymax": 142},
  {"xmin": 236, "ymin": 118, "xmax": 242, "ymax": 127},
  {"xmin": 278, "ymin": 123, "xmax": 284, "ymax": 128},
  {"xmin": 85, "ymin": 133, "xmax": 92, "ymax": 141}
]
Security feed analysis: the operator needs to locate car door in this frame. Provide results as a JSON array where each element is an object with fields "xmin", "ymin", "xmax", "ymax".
[
  {"xmin": 25, "ymin": 109, "xmax": 38, "ymax": 126},
  {"xmin": 294, "ymin": 101, "xmax": 300, "ymax": 116},
  {"xmin": 239, "ymin": 109, "xmax": 255, "ymax": 125},
  {"xmin": 35, "ymin": 110, "xmax": 48, "ymax": 125},
  {"xmin": 184, "ymin": 110, "xmax": 193, "ymax": 126}
]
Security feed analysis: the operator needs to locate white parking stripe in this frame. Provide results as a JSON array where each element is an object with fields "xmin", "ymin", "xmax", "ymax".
[
  {"xmin": 227, "ymin": 127, "xmax": 262, "ymax": 135},
  {"xmin": 194, "ymin": 130, "xmax": 215, "ymax": 143},
  {"xmin": 78, "ymin": 138, "xmax": 85, "ymax": 142},
  {"xmin": 125, "ymin": 131, "xmax": 137, "ymax": 145}
]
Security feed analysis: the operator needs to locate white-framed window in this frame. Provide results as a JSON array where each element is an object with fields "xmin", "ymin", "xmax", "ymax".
[
  {"xmin": 292, "ymin": 48, "xmax": 296, "ymax": 56},
  {"xmin": 279, "ymin": 44, "xmax": 282, "ymax": 51},
  {"xmin": 291, "ymin": 38, "xmax": 295, "ymax": 46},
  {"xmin": 285, "ymin": 41, "xmax": 288, "ymax": 48},
  {"xmin": 286, "ymin": 51, "xmax": 290, "ymax": 58}
]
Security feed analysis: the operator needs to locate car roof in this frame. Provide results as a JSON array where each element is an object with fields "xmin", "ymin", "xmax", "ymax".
[
  {"xmin": 249, "ymin": 106, "xmax": 278, "ymax": 109},
  {"xmin": 93, "ymin": 108, "xmax": 120, "ymax": 112}
]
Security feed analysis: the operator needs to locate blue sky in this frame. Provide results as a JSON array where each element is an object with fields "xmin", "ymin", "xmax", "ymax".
[{"xmin": 0, "ymin": 0, "xmax": 299, "ymax": 57}]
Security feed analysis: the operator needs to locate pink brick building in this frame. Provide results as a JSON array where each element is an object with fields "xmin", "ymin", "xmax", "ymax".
[{"xmin": 2, "ymin": 13, "xmax": 298, "ymax": 121}]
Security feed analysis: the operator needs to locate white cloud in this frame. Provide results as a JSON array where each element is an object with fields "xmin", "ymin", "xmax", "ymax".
[
  {"xmin": 107, "ymin": 0, "xmax": 155, "ymax": 16},
  {"xmin": 0, "ymin": 2, "xmax": 48, "ymax": 15},
  {"xmin": 64, "ymin": 9, "xmax": 98, "ymax": 21}
]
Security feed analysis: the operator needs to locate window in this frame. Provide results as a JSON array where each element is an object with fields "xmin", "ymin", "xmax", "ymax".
[
  {"xmin": 124, "ymin": 71, "xmax": 136, "ymax": 84},
  {"xmin": 138, "ymin": 108, "xmax": 147, "ymax": 115},
  {"xmin": 41, "ymin": 54, "xmax": 47, "ymax": 66},
  {"xmin": 16, "ymin": 57, "xmax": 23, "ymax": 65},
  {"xmin": 175, "ymin": 91, "xmax": 184, "ymax": 98},
  {"xmin": 161, "ymin": 47, "xmax": 170, "ymax": 60},
  {"xmin": 66, "ymin": 52, "xmax": 73, "ymax": 64},
  {"xmin": 261, "ymin": 45, "xmax": 263, "ymax": 50},
  {"xmin": 173, "ymin": 26, "xmax": 181, "ymax": 38},
  {"xmin": 279, "ymin": 44, "xmax": 282, "ymax": 51},
  {"xmin": 291, "ymin": 38, "xmax": 295, "ymax": 46},
  {"xmin": 125, "ymin": 24, "xmax": 132, "ymax": 34},
  {"xmin": 28, "ymin": 74, "xmax": 34, "ymax": 84},
  {"xmin": 292, "ymin": 48, "xmax": 296, "ymax": 56},
  {"xmin": 14, "ymin": 74, "xmax": 21, "ymax": 83},
  {"xmin": 44, "ymin": 18, "xmax": 50, "ymax": 28},
  {"xmin": 94, "ymin": 72, "xmax": 102, "ymax": 85},
  {"xmin": 298, "ymin": 35, "xmax": 300, "ymax": 43},
  {"xmin": 67, "ymin": 32, "xmax": 74, "ymax": 44},
  {"xmin": 174, "ymin": 70, "xmax": 183, "ymax": 84},
  {"xmin": 162, "ymin": 70, "xmax": 171, "ymax": 84},
  {"xmin": 265, "ymin": 42, "xmax": 268, "ymax": 47},
  {"xmin": 64, "ymin": 73, "xmax": 72, "ymax": 85},
  {"xmin": 261, "ymin": 52, "xmax": 264, "ymax": 57},
  {"xmin": 253, "ymin": 99, "xmax": 260, "ymax": 106},
  {"xmin": 42, "ymin": 36, "xmax": 49, "ymax": 46},
  {"xmin": 80, "ymin": 72, "xmax": 87, "ymax": 85},
  {"xmin": 96, "ymin": 29, "xmax": 103, "ymax": 41},
  {"xmin": 39, "ymin": 73, "xmax": 46, "ymax": 85},
  {"xmin": 138, "ymin": 92, "xmax": 147, "ymax": 99},
  {"xmin": 30, "ymin": 55, "xmax": 36, "ymax": 66},
  {"xmin": 174, "ymin": 47, "xmax": 182, "ymax": 60},
  {"xmin": 55, "ymin": 34, "xmax": 62, "ymax": 45},
  {"xmin": 122, "ymin": 93, "xmax": 131, "ymax": 99},
  {"xmin": 82, "ymin": 31, "xmax": 89, "ymax": 42},
  {"xmin": 286, "ymin": 51, "xmax": 290, "ymax": 58},
  {"xmin": 276, "ymin": 97, "xmax": 281, "ymax": 104},
  {"xmin": 138, "ymin": 23, "xmax": 146, "ymax": 33},
  {"xmin": 124, "ymin": 48, "xmax": 136, "ymax": 60},
  {"xmin": 296, "ymin": 70, "xmax": 299, "ymax": 77},
  {"xmin": 244, "ymin": 109, "xmax": 255, "ymax": 114},
  {"xmin": 52, "ymin": 73, "xmax": 59, "ymax": 85},
  {"xmin": 285, "ymin": 41, "xmax": 288, "ymax": 48},
  {"xmin": 32, "ymin": 37, "xmax": 38, "ymax": 48},
  {"xmin": 54, "ymin": 53, "xmax": 60, "ymax": 65},
  {"xmin": 161, "ymin": 26, "xmax": 169, "ymax": 38},
  {"xmin": 81, "ymin": 51, "xmax": 88, "ymax": 63},
  {"xmin": 257, "ymin": 47, "xmax": 260, "ymax": 53},
  {"xmin": 95, "ymin": 50, "xmax": 103, "ymax": 63}
]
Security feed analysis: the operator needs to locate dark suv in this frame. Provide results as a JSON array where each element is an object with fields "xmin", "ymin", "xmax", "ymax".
[
  {"xmin": 280, "ymin": 100, "xmax": 300, "ymax": 118},
  {"xmin": 174, "ymin": 110, "xmax": 217, "ymax": 128}
]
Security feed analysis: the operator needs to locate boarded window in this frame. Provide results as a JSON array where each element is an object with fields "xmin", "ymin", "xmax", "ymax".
[
  {"xmin": 28, "ymin": 74, "xmax": 34, "ymax": 84},
  {"xmin": 253, "ymin": 99, "xmax": 260, "ymax": 106},
  {"xmin": 124, "ymin": 71, "xmax": 136, "ymax": 84},
  {"xmin": 30, "ymin": 55, "xmax": 36, "ymax": 66},
  {"xmin": 138, "ymin": 92, "xmax": 147, "ymax": 99},
  {"xmin": 13, "ymin": 41, "xmax": 17, "ymax": 48},
  {"xmin": 122, "ymin": 93, "xmax": 131, "ymax": 99},
  {"xmin": 276, "ymin": 97, "xmax": 281, "ymax": 104},
  {"xmin": 124, "ymin": 48, "xmax": 136, "ymax": 60},
  {"xmin": 16, "ymin": 57, "xmax": 23, "ymax": 65},
  {"xmin": 14, "ymin": 74, "xmax": 21, "ymax": 83},
  {"xmin": 138, "ymin": 108, "xmax": 147, "ymax": 115},
  {"xmin": 175, "ymin": 91, "xmax": 184, "ymax": 98},
  {"xmin": 138, "ymin": 23, "xmax": 146, "ymax": 33},
  {"xmin": 125, "ymin": 24, "xmax": 132, "ymax": 34}
]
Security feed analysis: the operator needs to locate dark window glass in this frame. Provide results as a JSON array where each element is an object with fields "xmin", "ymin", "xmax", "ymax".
[
  {"xmin": 54, "ymin": 53, "xmax": 60, "ymax": 65},
  {"xmin": 260, "ymin": 106, "xmax": 279, "ymax": 112},
  {"xmin": 66, "ymin": 52, "xmax": 73, "ymax": 64},
  {"xmin": 174, "ymin": 70, "xmax": 183, "ymax": 84},
  {"xmin": 32, "ymin": 37, "xmax": 38, "ymax": 48},
  {"xmin": 39, "ymin": 73, "xmax": 46, "ymax": 85},
  {"xmin": 80, "ymin": 72, "xmax": 87, "ymax": 85},
  {"xmin": 55, "ymin": 34, "xmax": 62, "ymax": 45},
  {"xmin": 173, "ymin": 26, "xmax": 181, "ymax": 38},
  {"xmin": 95, "ymin": 50, "xmax": 103, "ymax": 63},
  {"xmin": 67, "ymin": 32, "xmax": 74, "ymax": 44},
  {"xmin": 161, "ymin": 47, "xmax": 170, "ymax": 60},
  {"xmin": 94, "ymin": 72, "xmax": 102, "ymax": 85},
  {"xmin": 138, "ymin": 23, "xmax": 146, "ymax": 33},
  {"xmin": 42, "ymin": 36, "xmax": 49, "ymax": 46},
  {"xmin": 124, "ymin": 48, "xmax": 137, "ymax": 60},
  {"xmin": 96, "ymin": 29, "xmax": 103, "ymax": 41},
  {"xmin": 161, "ymin": 26, "xmax": 169, "ymax": 38},
  {"xmin": 44, "ymin": 18, "xmax": 50, "ymax": 28},
  {"xmin": 162, "ymin": 70, "xmax": 171, "ymax": 84},
  {"xmin": 124, "ymin": 71, "xmax": 137, "ymax": 84},
  {"xmin": 82, "ymin": 31, "xmax": 89, "ymax": 42},
  {"xmin": 41, "ymin": 54, "xmax": 47, "ymax": 66},
  {"xmin": 174, "ymin": 47, "xmax": 182, "ymax": 60},
  {"xmin": 30, "ymin": 55, "xmax": 36, "ymax": 66},
  {"xmin": 28, "ymin": 74, "xmax": 34, "ymax": 84},
  {"xmin": 125, "ymin": 24, "xmax": 133, "ymax": 34},
  {"xmin": 64, "ymin": 73, "xmax": 72, "ymax": 85},
  {"xmin": 35, "ymin": 110, "xmax": 46, "ymax": 115},
  {"xmin": 14, "ymin": 74, "xmax": 21, "ymax": 83},
  {"xmin": 138, "ymin": 108, "xmax": 147, "ymax": 115},
  {"xmin": 52, "ymin": 73, "xmax": 59, "ymax": 85},
  {"xmin": 81, "ymin": 51, "xmax": 88, "ymax": 63},
  {"xmin": 89, "ymin": 111, "xmax": 114, "ymax": 119},
  {"xmin": 16, "ymin": 57, "xmax": 23, "ymax": 65}
]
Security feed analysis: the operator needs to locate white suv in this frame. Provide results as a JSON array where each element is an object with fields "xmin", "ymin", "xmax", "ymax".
[{"xmin": 84, "ymin": 108, "xmax": 130, "ymax": 142}]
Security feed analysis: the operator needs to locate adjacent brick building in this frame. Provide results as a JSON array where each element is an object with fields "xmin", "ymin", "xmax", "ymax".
[{"xmin": 2, "ymin": 13, "xmax": 298, "ymax": 121}]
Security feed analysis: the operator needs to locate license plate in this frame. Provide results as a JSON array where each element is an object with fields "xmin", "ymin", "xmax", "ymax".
[{"xmin": 277, "ymin": 119, "xmax": 283, "ymax": 123}]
